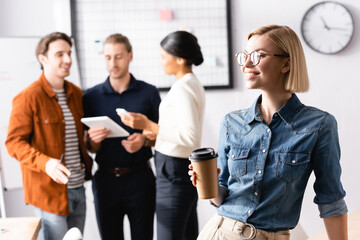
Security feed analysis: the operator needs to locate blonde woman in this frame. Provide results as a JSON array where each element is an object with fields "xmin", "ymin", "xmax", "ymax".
[{"xmin": 189, "ymin": 25, "xmax": 348, "ymax": 240}]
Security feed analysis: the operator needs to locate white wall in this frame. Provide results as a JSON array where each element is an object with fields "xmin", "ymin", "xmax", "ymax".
[
  {"xmin": 0, "ymin": 0, "xmax": 71, "ymax": 37},
  {"xmin": 200, "ymin": 0, "xmax": 360, "ymax": 238},
  {"xmin": 1, "ymin": 0, "xmax": 360, "ymax": 239}
]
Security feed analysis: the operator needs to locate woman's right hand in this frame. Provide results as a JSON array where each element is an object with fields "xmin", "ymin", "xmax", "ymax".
[
  {"xmin": 118, "ymin": 112, "xmax": 149, "ymax": 130},
  {"xmin": 143, "ymin": 129, "xmax": 157, "ymax": 141}
]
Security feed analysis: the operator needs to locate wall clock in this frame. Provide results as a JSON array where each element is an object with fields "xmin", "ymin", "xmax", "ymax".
[{"xmin": 301, "ymin": 1, "xmax": 354, "ymax": 54}]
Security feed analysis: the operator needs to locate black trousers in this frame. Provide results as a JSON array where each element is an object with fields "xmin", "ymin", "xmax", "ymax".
[
  {"xmin": 92, "ymin": 166, "xmax": 155, "ymax": 240},
  {"xmin": 155, "ymin": 151, "xmax": 199, "ymax": 240}
]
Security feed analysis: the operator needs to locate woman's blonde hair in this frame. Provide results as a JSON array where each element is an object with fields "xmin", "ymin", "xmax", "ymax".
[{"xmin": 248, "ymin": 25, "xmax": 309, "ymax": 92}]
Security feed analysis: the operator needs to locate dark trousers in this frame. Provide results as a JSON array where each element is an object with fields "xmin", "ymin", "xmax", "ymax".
[
  {"xmin": 92, "ymin": 166, "xmax": 155, "ymax": 240},
  {"xmin": 155, "ymin": 151, "xmax": 199, "ymax": 240}
]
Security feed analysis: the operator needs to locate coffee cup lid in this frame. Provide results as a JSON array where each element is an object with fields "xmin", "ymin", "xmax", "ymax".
[{"xmin": 189, "ymin": 147, "xmax": 217, "ymax": 161}]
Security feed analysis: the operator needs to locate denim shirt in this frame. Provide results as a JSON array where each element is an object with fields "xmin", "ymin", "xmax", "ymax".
[{"xmin": 217, "ymin": 94, "xmax": 347, "ymax": 231}]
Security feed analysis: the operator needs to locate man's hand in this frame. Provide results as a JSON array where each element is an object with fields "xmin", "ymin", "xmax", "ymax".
[
  {"xmin": 45, "ymin": 158, "xmax": 71, "ymax": 184},
  {"xmin": 119, "ymin": 112, "xmax": 149, "ymax": 130},
  {"xmin": 88, "ymin": 127, "xmax": 110, "ymax": 143},
  {"xmin": 122, "ymin": 133, "xmax": 146, "ymax": 153}
]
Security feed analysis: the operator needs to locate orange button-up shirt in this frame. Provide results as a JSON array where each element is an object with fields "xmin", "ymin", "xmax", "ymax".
[{"xmin": 6, "ymin": 73, "xmax": 92, "ymax": 215}]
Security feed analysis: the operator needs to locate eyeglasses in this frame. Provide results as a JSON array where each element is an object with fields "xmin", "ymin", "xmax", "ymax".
[{"xmin": 235, "ymin": 51, "xmax": 289, "ymax": 66}]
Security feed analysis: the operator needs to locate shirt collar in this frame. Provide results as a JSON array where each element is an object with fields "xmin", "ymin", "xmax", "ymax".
[
  {"xmin": 277, "ymin": 93, "xmax": 302, "ymax": 125},
  {"xmin": 244, "ymin": 94, "xmax": 302, "ymax": 125},
  {"xmin": 179, "ymin": 72, "xmax": 194, "ymax": 81},
  {"xmin": 172, "ymin": 73, "xmax": 195, "ymax": 86},
  {"xmin": 40, "ymin": 72, "xmax": 73, "ymax": 98},
  {"xmin": 101, "ymin": 73, "xmax": 138, "ymax": 94},
  {"xmin": 244, "ymin": 95, "xmax": 262, "ymax": 124}
]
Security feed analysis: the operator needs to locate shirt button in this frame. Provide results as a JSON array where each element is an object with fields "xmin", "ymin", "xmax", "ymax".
[
  {"xmin": 267, "ymin": 129, "xmax": 270, "ymax": 133},
  {"xmin": 254, "ymin": 192, "xmax": 258, "ymax": 196},
  {"xmin": 44, "ymin": 119, "xmax": 49, "ymax": 124},
  {"xmin": 274, "ymin": 113, "xmax": 278, "ymax": 117},
  {"xmin": 258, "ymin": 170, "xmax": 262, "ymax": 174},
  {"xmin": 262, "ymin": 149, "xmax": 266, "ymax": 153},
  {"xmin": 292, "ymin": 160, "xmax": 296, "ymax": 163},
  {"xmin": 232, "ymin": 155, "xmax": 235, "ymax": 158},
  {"xmin": 248, "ymin": 210, "xmax": 251, "ymax": 214}
]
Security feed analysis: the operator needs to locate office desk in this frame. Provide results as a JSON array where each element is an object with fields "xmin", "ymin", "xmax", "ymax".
[
  {"xmin": 0, "ymin": 217, "xmax": 41, "ymax": 240},
  {"xmin": 307, "ymin": 208, "xmax": 360, "ymax": 240}
]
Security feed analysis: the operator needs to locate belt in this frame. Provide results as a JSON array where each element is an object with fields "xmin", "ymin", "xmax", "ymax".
[
  {"xmin": 99, "ymin": 162, "xmax": 149, "ymax": 177},
  {"xmin": 219, "ymin": 216, "xmax": 256, "ymax": 239},
  {"xmin": 217, "ymin": 216, "xmax": 290, "ymax": 240}
]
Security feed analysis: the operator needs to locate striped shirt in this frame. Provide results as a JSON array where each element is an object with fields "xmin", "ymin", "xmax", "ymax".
[{"xmin": 54, "ymin": 88, "xmax": 85, "ymax": 189}]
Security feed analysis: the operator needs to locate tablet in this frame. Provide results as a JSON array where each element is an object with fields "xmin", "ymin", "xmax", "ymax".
[{"xmin": 81, "ymin": 116, "xmax": 129, "ymax": 138}]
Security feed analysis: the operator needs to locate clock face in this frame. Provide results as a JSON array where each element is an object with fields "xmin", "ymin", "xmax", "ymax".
[{"xmin": 301, "ymin": 1, "xmax": 354, "ymax": 54}]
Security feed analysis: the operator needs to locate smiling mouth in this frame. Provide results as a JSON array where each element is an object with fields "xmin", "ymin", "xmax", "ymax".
[
  {"xmin": 61, "ymin": 64, "xmax": 71, "ymax": 70},
  {"xmin": 244, "ymin": 72, "xmax": 259, "ymax": 79}
]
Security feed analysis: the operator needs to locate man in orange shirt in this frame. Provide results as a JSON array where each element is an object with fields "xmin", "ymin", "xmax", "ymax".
[{"xmin": 6, "ymin": 32, "xmax": 92, "ymax": 240}]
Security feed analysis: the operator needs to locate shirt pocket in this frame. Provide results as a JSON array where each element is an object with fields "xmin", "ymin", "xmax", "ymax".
[
  {"xmin": 228, "ymin": 148, "xmax": 250, "ymax": 178},
  {"xmin": 35, "ymin": 113, "xmax": 61, "ymax": 147},
  {"xmin": 276, "ymin": 151, "xmax": 310, "ymax": 183}
]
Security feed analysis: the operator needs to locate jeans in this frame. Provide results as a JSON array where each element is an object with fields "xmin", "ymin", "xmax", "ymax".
[{"xmin": 34, "ymin": 186, "xmax": 86, "ymax": 240}]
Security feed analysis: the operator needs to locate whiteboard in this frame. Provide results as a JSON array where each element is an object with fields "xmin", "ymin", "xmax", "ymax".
[
  {"xmin": 72, "ymin": 0, "xmax": 233, "ymax": 90},
  {"xmin": 0, "ymin": 37, "xmax": 81, "ymax": 190}
]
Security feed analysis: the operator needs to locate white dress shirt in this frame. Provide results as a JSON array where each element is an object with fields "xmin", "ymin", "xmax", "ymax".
[{"xmin": 155, "ymin": 73, "xmax": 205, "ymax": 158}]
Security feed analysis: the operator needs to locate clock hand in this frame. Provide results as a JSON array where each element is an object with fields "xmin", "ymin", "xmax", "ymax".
[
  {"xmin": 320, "ymin": 16, "xmax": 330, "ymax": 30},
  {"xmin": 327, "ymin": 26, "xmax": 349, "ymax": 31}
]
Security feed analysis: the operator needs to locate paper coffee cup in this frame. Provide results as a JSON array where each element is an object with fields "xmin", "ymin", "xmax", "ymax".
[{"xmin": 189, "ymin": 148, "xmax": 218, "ymax": 199}]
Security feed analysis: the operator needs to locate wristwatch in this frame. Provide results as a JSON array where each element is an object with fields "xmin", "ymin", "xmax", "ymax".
[{"xmin": 143, "ymin": 138, "xmax": 150, "ymax": 147}]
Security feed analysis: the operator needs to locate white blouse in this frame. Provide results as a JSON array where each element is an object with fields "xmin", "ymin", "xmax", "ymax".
[{"xmin": 155, "ymin": 73, "xmax": 205, "ymax": 158}]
